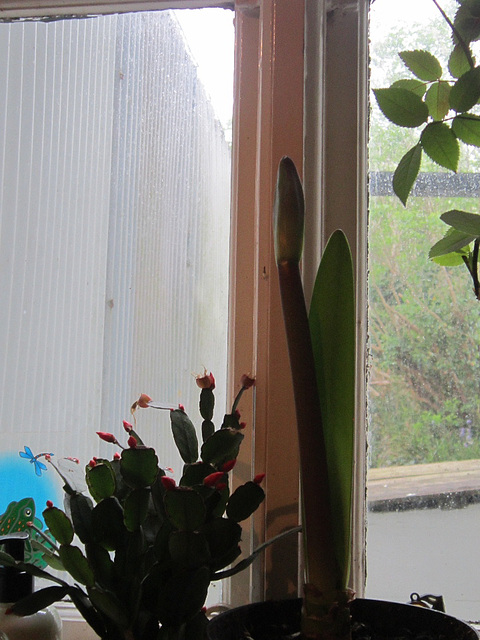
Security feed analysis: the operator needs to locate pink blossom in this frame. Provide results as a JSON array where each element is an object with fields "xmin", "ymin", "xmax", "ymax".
[
  {"xmin": 240, "ymin": 374, "xmax": 255, "ymax": 389},
  {"xmin": 97, "ymin": 431, "xmax": 117, "ymax": 444},
  {"xmin": 137, "ymin": 394, "xmax": 152, "ymax": 408},
  {"xmin": 253, "ymin": 473, "xmax": 265, "ymax": 485},
  {"xmin": 195, "ymin": 370, "xmax": 215, "ymax": 390}
]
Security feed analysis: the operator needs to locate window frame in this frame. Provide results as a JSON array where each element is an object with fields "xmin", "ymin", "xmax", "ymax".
[{"xmin": 0, "ymin": 0, "xmax": 368, "ymax": 623}]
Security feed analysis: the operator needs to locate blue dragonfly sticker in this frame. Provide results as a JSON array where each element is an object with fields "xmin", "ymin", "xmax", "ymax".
[{"xmin": 19, "ymin": 447, "xmax": 54, "ymax": 477}]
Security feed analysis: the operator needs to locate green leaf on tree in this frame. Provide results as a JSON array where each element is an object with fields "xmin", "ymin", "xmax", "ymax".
[
  {"xmin": 449, "ymin": 67, "xmax": 480, "ymax": 113},
  {"xmin": 452, "ymin": 114, "xmax": 480, "ymax": 146},
  {"xmin": 449, "ymin": 43, "xmax": 474, "ymax": 78},
  {"xmin": 441, "ymin": 209, "xmax": 480, "ymax": 235},
  {"xmin": 391, "ymin": 79, "xmax": 426, "ymax": 98},
  {"xmin": 425, "ymin": 82, "xmax": 451, "ymax": 121},
  {"xmin": 429, "ymin": 226, "xmax": 475, "ymax": 258},
  {"xmin": 399, "ymin": 50, "xmax": 442, "ymax": 81},
  {"xmin": 420, "ymin": 122, "xmax": 459, "ymax": 171},
  {"xmin": 454, "ymin": 2, "xmax": 480, "ymax": 45},
  {"xmin": 373, "ymin": 88, "xmax": 429, "ymax": 128},
  {"xmin": 393, "ymin": 144, "xmax": 422, "ymax": 205}
]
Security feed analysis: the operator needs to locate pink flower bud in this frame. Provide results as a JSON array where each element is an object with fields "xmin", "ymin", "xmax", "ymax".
[
  {"xmin": 203, "ymin": 471, "xmax": 225, "ymax": 488},
  {"xmin": 123, "ymin": 420, "xmax": 133, "ymax": 432},
  {"xmin": 239, "ymin": 422, "xmax": 246, "ymax": 430},
  {"xmin": 161, "ymin": 476, "xmax": 176, "ymax": 491},
  {"xmin": 89, "ymin": 459, "xmax": 97, "ymax": 468},
  {"xmin": 234, "ymin": 409, "xmax": 241, "ymax": 419},
  {"xmin": 240, "ymin": 374, "xmax": 255, "ymax": 389},
  {"xmin": 66, "ymin": 457, "xmax": 80, "ymax": 464},
  {"xmin": 216, "ymin": 482, "xmax": 227, "ymax": 492},
  {"xmin": 127, "ymin": 435, "xmax": 137, "ymax": 448},
  {"xmin": 97, "ymin": 431, "xmax": 117, "ymax": 444},
  {"xmin": 46, "ymin": 500, "xmax": 54, "ymax": 509},
  {"xmin": 137, "ymin": 394, "xmax": 152, "ymax": 408},
  {"xmin": 221, "ymin": 459, "xmax": 237, "ymax": 472},
  {"xmin": 114, "ymin": 452, "xmax": 121, "ymax": 460},
  {"xmin": 195, "ymin": 370, "xmax": 215, "ymax": 390},
  {"xmin": 178, "ymin": 404, "xmax": 185, "ymax": 412},
  {"xmin": 253, "ymin": 473, "xmax": 265, "ymax": 485},
  {"xmin": 45, "ymin": 454, "xmax": 51, "ymax": 461}
]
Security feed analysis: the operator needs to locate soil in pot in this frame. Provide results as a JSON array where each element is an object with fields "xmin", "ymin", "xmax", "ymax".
[{"xmin": 207, "ymin": 598, "xmax": 479, "ymax": 640}]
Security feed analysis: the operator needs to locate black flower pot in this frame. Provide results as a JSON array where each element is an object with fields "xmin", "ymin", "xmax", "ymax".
[{"xmin": 207, "ymin": 597, "xmax": 479, "ymax": 640}]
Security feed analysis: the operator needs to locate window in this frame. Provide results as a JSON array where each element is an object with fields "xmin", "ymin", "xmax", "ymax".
[
  {"xmin": 0, "ymin": 0, "xmax": 370, "ymax": 631},
  {"xmin": 368, "ymin": 0, "xmax": 480, "ymax": 620}
]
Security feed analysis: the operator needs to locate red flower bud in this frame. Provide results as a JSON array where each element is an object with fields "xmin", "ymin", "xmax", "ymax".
[
  {"xmin": 114, "ymin": 452, "xmax": 121, "ymax": 460},
  {"xmin": 97, "ymin": 431, "xmax": 117, "ymax": 444},
  {"xmin": 253, "ymin": 473, "xmax": 265, "ymax": 485},
  {"xmin": 46, "ymin": 500, "xmax": 54, "ymax": 509},
  {"xmin": 203, "ymin": 471, "xmax": 225, "ymax": 488},
  {"xmin": 221, "ymin": 459, "xmax": 237, "ymax": 472},
  {"xmin": 45, "ymin": 454, "xmax": 51, "ymax": 461},
  {"xmin": 123, "ymin": 420, "xmax": 133, "ymax": 432},
  {"xmin": 240, "ymin": 374, "xmax": 255, "ymax": 389},
  {"xmin": 234, "ymin": 409, "xmax": 241, "ymax": 419},
  {"xmin": 66, "ymin": 457, "xmax": 80, "ymax": 464},
  {"xmin": 178, "ymin": 404, "xmax": 185, "ymax": 412},
  {"xmin": 137, "ymin": 394, "xmax": 152, "ymax": 409},
  {"xmin": 216, "ymin": 482, "xmax": 227, "ymax": 492},
  {"xmin": 161, "ymin": 476, "xmax": 176, "ymax": 491},
  {"xmin": 239, "ymin": 422, "xmax": 246, "ymax": 429},
  {"xmin": 127, "ymin": 435, "xmax": 137, "ymax": 448},
  {"xmin": 195, "ymin": 370, "xmax": 215, "ymax": 390},
  {"xmin": 88, "ymin": 459, "xmax": 97, "ymax": 468}
]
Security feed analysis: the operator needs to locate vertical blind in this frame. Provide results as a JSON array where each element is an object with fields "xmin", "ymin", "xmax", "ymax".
[{"xmin": 0, "ymin": 10, "xmax": 231, "ymax": 490}]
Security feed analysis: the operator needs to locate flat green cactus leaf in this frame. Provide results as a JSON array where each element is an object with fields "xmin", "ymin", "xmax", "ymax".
[
  {"xmin": 170, "ymin": 409, "xmax": 199, "ymax": 464},
  {"xmin": 309, "ymin": 229, "xmax": 355, "ymax": 589},
  {"xmin": 200, "ymin": 428, "xmax": 244, "ymax": 467},
  {"xmin": 91, "ymin": 497, "xmax": 126, "ymax": 550},
  {"xmin": 155, "ymin": 566, "xmax": 210, "ymax": 627},
  {"xmin": 85, "ymin": 542, "xmax": 116, "ymax": 590},
  {"xmin": 154, "ymin": 520, "xmax": 174, "ymax": 564},
  {"xmin": 86, "ymin": 462, "xmax": 116, "ymax": 502},
  {"xmin": 87, "ymin": 586, "xmax": 130, "ymax": 630},
  {"xmin": 226, "ymin": 481, "xmax": 265, "ymax": 523},
  {"xmin": 164, "ymin": 488, "xmax": 206, "ymax": 531},
  {"xmin": 66, "ymin": 492, "xmax": 94, "ymax": 544},
  {"xmin": 201, "ymin": 518, "xmax": 242, "ymax": 571},
  {"xmin": 120, "ymin": 447, "xmax": 159, "ymax": 488},
  {"xmin": 43, "ymin": 506, "xmax": 74, "ymax": 546},
  {"xmin": 199, "ymin": 388, "xmax": 215, "ymax": 422},
  {"xmin": 168, "ymin": 530, "xmax": 211, "ymax": 568},
  {"xmin": 59, "ymin": 544, "xmax": 95, "ymax": 587},
  {"xmin": 123, "ymin": 487, "xmax": 150, "ymax": 531},
  {"xmin": 180, "ymin": 461, "xmax": 216, "ymax": 487}
]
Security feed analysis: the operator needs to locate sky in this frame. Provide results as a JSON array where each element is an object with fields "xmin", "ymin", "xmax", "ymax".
[{"xmin": 175, "ymin": 8, "xmax": 235, "ymax": 132}]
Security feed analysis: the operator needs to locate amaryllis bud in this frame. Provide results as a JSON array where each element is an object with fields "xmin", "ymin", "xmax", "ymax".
[
  {"xmin": 123, "ymin": 420, "xmax": 133, "ymax": 432},
  {"xmin": 203, "ymin": 471, "xmax": 225, "ymax": 488},
  {"xmin": 195, "ymin": 370, "xmax": 215, "ymax": 390},
  {"xmin": 46, "ymin": 500, "xmax": 54, "ymax": 509},
  {"xmin": 114, "ymin": 452, "xmax": 121, "ymax": 460},
  {"xmin": 240, "ymin": 374, "xmax": 255, "ymax": 389},
  {"xmin": 221, "ymin": 459, "xmax": 237, "ymax": 472},
  {"xmin": 161, "ymin": 476, "xmax": 176, "ymax": 491},
  {"xmin": 128, "ymin": 435, "xmax": 137, "ymax": 448},
  {"xmin": 97, "ymin": 431, "xmax": 117, "ymax": 444},
  {"xmin": 137, "ymin": 394, "xmax": 152, "ymax": 408},
  {"xmin": 253, "ymin": 473, "xmax": 265, "ymax": 484}
]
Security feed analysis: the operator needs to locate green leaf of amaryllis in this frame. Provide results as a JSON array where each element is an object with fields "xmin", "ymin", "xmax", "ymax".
[
  {"xmin": 452, "ymin": 114, "xmax": 480, "ymax": 146},
  {"xmin": 374, "ymin": 87, "xmax": 429, "ymax": 128},
  {"xmin": 429, "ymin": 226, "xmax": 475, "ymax": 259},
  {"xmin": 420, "ymin": 122, "xmax": 459, "ymax": 171},
  {"xmin": 441, "ymin": 209, "xmax": 480, "ymax": 235},
  {"xmin": 393, "ymin": 144, "xmax": 422, "ymax": 205},
  {"xmin": 399, "ymin": 49, "xmax": 442, "ymax": 81},
  {"xmin": 309, "ymin": 230, "xmax": 355, "ymax": 589},
  {"xmin": 425, "ymin": 82, "xmax": 451, "ymax": 121}
]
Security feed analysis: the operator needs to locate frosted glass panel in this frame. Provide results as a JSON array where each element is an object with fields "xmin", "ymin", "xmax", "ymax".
[{"xmin": 0, "ymin": 10, "xmax": 232, "ymax": 492}]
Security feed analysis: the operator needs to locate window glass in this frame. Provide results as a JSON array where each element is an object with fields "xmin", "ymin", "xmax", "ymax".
[
  {"xmin": 368, "ymin": 0, "xmax": 480, "ymax": 619},
  {"xmin": 0, "ymin": 7, "xmax": 233, "ymax": 603}
]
